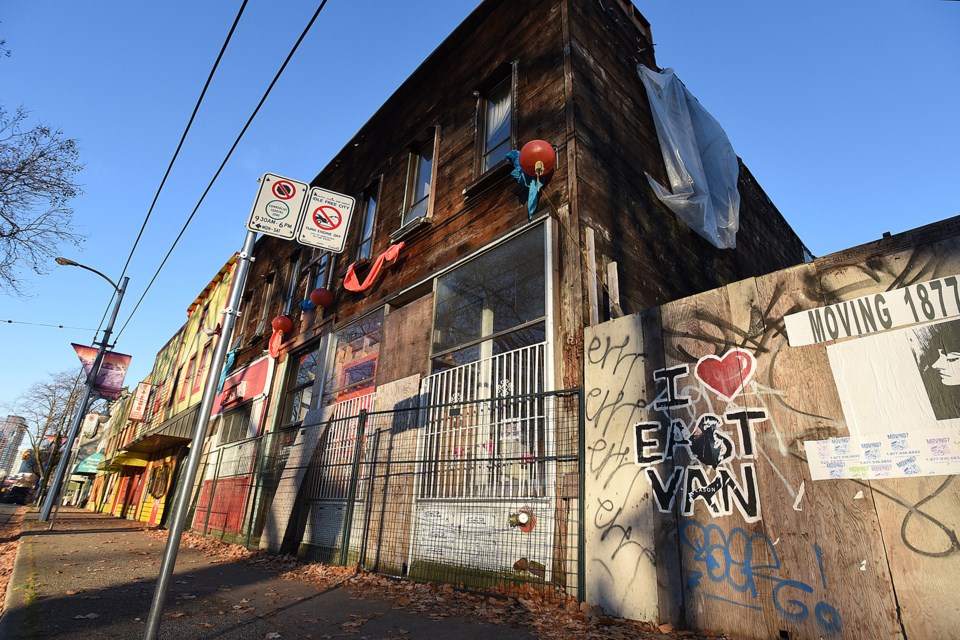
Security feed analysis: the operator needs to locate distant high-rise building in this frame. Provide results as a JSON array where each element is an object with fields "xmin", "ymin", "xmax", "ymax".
[{"xmin": 0, "ymin": 415, "xmax": 28, "ymax": 475}]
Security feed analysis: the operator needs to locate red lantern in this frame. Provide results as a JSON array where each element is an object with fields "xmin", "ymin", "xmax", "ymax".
[
  {"xmin": 271, "ymin": 315, "xmax": 293, "ymax": 334},
  {"xmin": 309, "ymin": 287, "xmax": 334, "ymax": 308},
  {"xmin": 519, "ymin": 140, "xmax": 556, "ymax": 178}
]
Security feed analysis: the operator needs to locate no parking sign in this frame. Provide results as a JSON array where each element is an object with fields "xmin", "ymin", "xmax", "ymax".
[{"xmin": 246, "ymin": 173, "xmax": 309, "ymax": 240}]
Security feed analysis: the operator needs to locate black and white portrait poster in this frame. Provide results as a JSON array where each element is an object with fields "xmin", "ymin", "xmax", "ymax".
[{"xmin": 805, "ymin": 319, "xmax": 960, "ymax": 480}]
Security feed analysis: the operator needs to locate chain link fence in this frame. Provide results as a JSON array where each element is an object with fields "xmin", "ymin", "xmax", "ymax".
[{"xmin": 188, "ymin": 389, "xmax": 583, "ymax": 599}]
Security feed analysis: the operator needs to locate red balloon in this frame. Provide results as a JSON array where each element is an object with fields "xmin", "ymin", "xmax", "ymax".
[
  {"xmin": 309, "ymin": 287, "xmax": 334, "ymax": 308},
  {"xmin": 271, "ymin": 315, "xmax": 293, "ymax": 334},
  {"xmin": 519, "ymin": 140, "xmax": 556, "ymax": 178}
]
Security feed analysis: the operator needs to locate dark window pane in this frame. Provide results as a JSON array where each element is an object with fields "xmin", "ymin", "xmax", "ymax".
[{"xmin": 432, "ymin": 225, "xmax": 545, "ymax": 354}]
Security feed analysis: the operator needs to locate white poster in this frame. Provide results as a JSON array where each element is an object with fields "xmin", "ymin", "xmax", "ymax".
[{"xmin": 808, "ymin": 318, "xmax": 960, "ymax": 480}]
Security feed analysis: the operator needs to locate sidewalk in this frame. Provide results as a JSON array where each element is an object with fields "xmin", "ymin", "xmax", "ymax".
[{"xmin": 0, "ymin": 508, "xmax": 540, "ymax": 640}]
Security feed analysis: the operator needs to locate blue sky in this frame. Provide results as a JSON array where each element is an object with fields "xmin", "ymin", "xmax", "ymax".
[{"xmin": 1, "ymin": 1, "xmax": 958, "ymax": 411}]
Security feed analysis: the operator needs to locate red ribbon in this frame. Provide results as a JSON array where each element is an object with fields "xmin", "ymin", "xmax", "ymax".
[{"xmin": 343, "ymin": 242, "xmax": 405, "ymax": 293}]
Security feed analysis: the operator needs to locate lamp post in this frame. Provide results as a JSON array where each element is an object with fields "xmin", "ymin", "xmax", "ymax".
[{"xmin": 38, "ymin": 258, "xmax": 128, "ymax": 522}]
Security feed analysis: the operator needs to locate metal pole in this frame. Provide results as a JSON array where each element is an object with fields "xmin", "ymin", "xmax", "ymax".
[
  {"xmin": 577, "ymin": 389, "xmax": 586, "ymax": 602},
  {"xmin": 48, "ymin": 428, "xmax": 87, "ymax": 529},
  {"xmin": 144, "ymin": 230, "xmax": 256, "ymax": 640},
  {"xmin": 40, "ymin": 276, "xmax": 128, "ymax": 522},
  {"xmin": 244, "ymin": 434, "xmax": 268, "ymax": 549},
  {"xmin": 202, "ymin": 448, "xmax": 224, "ymax": 536}
]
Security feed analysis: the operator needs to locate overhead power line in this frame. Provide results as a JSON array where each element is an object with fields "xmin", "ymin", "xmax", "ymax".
[
  {"xmin": 92, "ymin": 0, "xmax": 251, "ymax": 342},
  {"xmin": 3, "ymin": 319, "xmax": 98, "ymax": 332},
  {"xmin": 116, "ymin": 0, "xmax": 330, "ymax": 341}
]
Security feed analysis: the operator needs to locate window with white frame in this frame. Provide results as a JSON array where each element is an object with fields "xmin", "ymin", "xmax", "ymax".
[
  {"xmin": 401, "ymin": 135, "xmax": 436, "ymax": 227},
  {"xmin": 218, "ymin": 402, "xmax": 253, "ymax": 446},
  {"xmin": 480, "ymin": 73, "xmax": 513, "ymax": 172},
  {"xmin": 430, "ymin": 224, "xmax": 546, "ymax": 372}
]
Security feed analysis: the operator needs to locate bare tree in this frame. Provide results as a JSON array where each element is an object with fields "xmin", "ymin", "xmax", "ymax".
[
  {"xmin": 0, "ymin": 106, "xmax": 85, "ymax": 296},
  {"xmin": 10, "ymin": 369, "xmax": 104, "ymax": 500}
]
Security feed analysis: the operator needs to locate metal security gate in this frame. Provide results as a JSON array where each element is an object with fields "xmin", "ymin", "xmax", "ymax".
[
  {"xmin": 339, "ymin": 389, "xmax": 581, "ymax": 598},
  {"xmin": 192, "ymin": 388, "xmax": 583, "ymax": 600}
]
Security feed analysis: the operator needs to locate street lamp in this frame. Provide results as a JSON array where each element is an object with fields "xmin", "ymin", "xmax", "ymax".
[{"xmin": 38, "ymin": 258, "xmax": 129, "ymax": 522}]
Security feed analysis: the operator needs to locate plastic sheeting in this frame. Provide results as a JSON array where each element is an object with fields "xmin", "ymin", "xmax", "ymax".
[{"xmin": 638, "ymin": 65, "xmax": 740, "ymax": 249}]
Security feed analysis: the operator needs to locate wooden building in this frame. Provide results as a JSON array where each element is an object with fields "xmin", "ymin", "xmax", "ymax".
[
  {"xmin": 232, "ymin": 0, "xmax": 806, "ymax": 417},
  {"xmin": 217, "ymin": 0, "xmax": 809, "ymax": 595}
]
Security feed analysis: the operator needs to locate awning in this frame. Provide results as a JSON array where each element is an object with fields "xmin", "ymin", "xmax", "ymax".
[
  {"xmin": 73, "ymin": 452, "xmax": 104, "ymax": 475},
  {"xmin": 97, "ymin": 452, "xmax": 150, "ymax": 471},
  {"xmin": 123, "ymin": 405, "xmax": 198, "ymax": 454}
]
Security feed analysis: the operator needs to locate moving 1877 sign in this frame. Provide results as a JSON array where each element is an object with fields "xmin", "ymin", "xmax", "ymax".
[{"xmin": 246, "ymin": 173, "xmax": 354, "ymax": 253}]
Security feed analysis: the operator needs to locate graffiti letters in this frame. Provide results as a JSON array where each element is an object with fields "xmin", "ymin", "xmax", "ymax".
[
  {"xmin": 681, "ymin": 521, "xmax": 842, "ymax": 633},
  {"xmin": 635, "ymin": 361, "xmax": 766, "ymax": 523}
]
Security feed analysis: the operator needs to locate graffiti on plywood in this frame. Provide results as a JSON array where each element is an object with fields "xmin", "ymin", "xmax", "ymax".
[
  {"xmin": 681, "ymin": 520, "xmax": 842, "ymax": 634},
  {"xmin": 632, "ymin": 350, "xmax": 766, "ymax": 523}
]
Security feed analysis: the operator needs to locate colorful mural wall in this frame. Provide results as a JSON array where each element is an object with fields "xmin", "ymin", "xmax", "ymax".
[{"xmin": 583, "ymin": 217, "xmax": 960, "ymax": 639}]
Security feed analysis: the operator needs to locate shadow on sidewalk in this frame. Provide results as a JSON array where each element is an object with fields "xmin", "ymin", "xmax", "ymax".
[{"xmin": 4, "ymin": 509, "xmax": 540, "ymax": 640}]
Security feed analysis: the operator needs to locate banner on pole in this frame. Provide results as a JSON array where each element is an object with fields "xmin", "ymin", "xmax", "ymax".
[{"xmin": 72, "ymin": 344, "xmax": 132, "ymax": 400}]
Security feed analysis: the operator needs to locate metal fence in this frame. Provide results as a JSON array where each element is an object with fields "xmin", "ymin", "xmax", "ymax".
[{"xmin": 188, "ymin": 388, "xmax": 583, "ymax": 599}]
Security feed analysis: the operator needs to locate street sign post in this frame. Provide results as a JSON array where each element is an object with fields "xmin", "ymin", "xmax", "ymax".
[
  {"xmin": 245, "ymin": 173, "xmax": 309, "ymax": 240},
  {"xmin": 296, "ymin": 186, "xmax": 355, "ymax": 253}
]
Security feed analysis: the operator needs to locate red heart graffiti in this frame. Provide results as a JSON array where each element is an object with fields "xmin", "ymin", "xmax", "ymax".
[{"xmin": 694, "ymin": 349, "xmax": 755, "ymax": 401}]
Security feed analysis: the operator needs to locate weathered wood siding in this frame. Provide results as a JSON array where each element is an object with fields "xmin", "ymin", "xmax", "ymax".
[{"xmin": 584, "ymin": 216, "xmax": 960, "ymax": 639}]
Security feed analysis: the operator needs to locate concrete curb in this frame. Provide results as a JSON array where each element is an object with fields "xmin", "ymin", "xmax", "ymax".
[{"xmin": 0, "ymin": 522, "xmax": 32, "ymax": 637}]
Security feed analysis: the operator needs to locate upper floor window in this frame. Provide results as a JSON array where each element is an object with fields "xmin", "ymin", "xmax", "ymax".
[
  {"xmin": 283, "ymin": 252, "xmax": 302, "ymax": 315},
  {"xmin": 169, "ymin": 366, "xmax": 183, "ymax": 408},
  {"xmin": 231, "ymin": 293, "xmax": 253, "ymax": 351},
  {"xmin": 253, "ymin": 272, "xmax": 276, "ymax": 336},
  {"xmin": 182, "ymin": 355, "xmax": 197, "ymax": 401},
  {"xmin": 312, "ymin": 250, "xmax": 332, "ymax": 290},
  {"xmin": 481, "ymin": 75, "xmax": 513, "ymax": 172},
  {"xmin": 193, "ymin": 340, "xmax": 212, "ymax": 394},
  {"xmin": 197, "ymin": 303, "xmax": 210, "ymax": 335},
  {"xmin": 356, "ymin": 182, "xmax": 379, "ymax": 261},
  {"xmin": 401, "ymin": 131, "xmax": 437, "ymax": 228}
]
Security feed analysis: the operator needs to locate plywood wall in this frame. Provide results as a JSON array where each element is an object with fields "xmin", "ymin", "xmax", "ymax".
[{"xmin": 584, "ymin": 217, "xmax": 960, "ymax": 639}]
